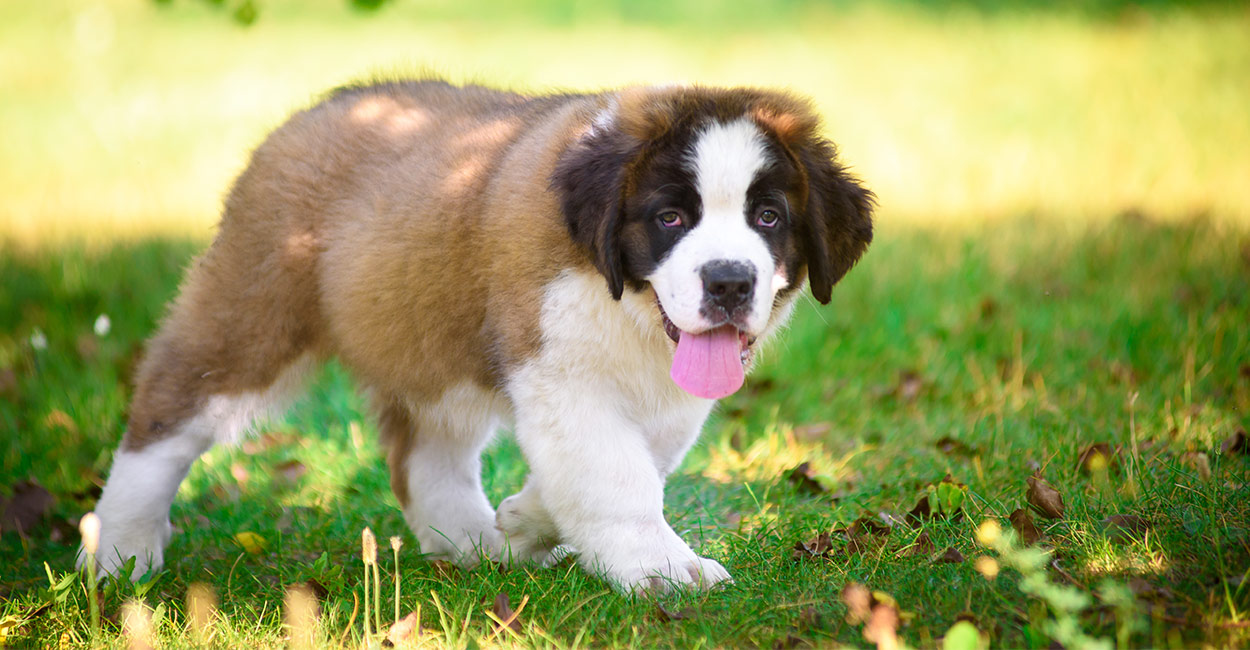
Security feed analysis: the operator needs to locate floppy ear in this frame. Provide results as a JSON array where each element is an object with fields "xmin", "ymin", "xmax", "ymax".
[
  {"xmin": 549, "ymin": 125, "xmax": 637, "ymax": 300},
  {"xmin": 796, "ymin": 139, "xmax": 875, "ymax": 304}
]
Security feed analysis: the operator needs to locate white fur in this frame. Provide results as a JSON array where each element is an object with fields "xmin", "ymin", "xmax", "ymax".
[
  {"xmin": 83, "ymin": 356, "xmax": 314, "ymax": 578},
  {"xmin": 502, "ymin": 271, "xmax": 728, "ymax": 592},
  {"xmin": 399, "ymin": 382, "xmax": 510, "ymax": 565},
  {"xmin": 650, "ymin": 119, "xmax": 779, "ymax": 335}
]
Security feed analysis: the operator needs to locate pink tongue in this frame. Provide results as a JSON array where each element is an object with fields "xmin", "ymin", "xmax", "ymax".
[{"xmin": 670, "ymin": 325, "xmax": 745, "ymax": 399}]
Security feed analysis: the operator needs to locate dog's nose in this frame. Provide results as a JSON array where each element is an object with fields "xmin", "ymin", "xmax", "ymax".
[{"xmin": 701, "ymin": 260, "xmax": 755, "ymax": 313}]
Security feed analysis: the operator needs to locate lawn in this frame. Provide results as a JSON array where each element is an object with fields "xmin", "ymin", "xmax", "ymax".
[{"xmin": 2, "ymin": 1, "xmax": 1249, "ymax": 648}]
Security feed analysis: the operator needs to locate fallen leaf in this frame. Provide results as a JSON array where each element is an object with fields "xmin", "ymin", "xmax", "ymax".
[
  {"xmin": 896, "ymin": 370, "xmax": 924, "ymax": 402},
  {"xmin": 933, "ymin": 547, "xmax": 966, "ymax": 564},
  {"xmin": 429, "ymin": 560, "xmax": 458, "ymax": 578},
  {"xmin": 230, "ymin": 463, "xmax": 250, "ymax": 485},
  {"xmin": 773, "ymin": 633, "xmax": 809, "ymax": 649},
  {"xmin": 906, "ymin": 497, "xmax": 931, "ymax": 527},
  {"xmin": 934, "ymin": 436, "xmax": 976, "ymax": 457},
  {"xmin": 1101, "ymin": 514, "xmax": 1151, "ymax": 542},
  {"xmin": 232, "ymin": 531, "xmax": 267, "ymax": 554},
  {"xmin": 276, "ymin": 460, "xmax": 307, "ymax": 482},
  {"xmin": 899, "ymin": 532, "xmax": 934, "ymax": 557},
  {"xmin": 490, "ymin": 593, "xmax": 523, "ymax": 635},
  {"xmin": 44, "ymin": 410, "xmax": 77, "ymax": 434},
  {"xmin": 1026, "ymin": 475, "xmax": 1065, "ymax": 520},
  {"xmin": 0, "ymin": 480, "xmax": 55, "ymax": 536},
  {"xmin": 1240, "ymin": 363, "xmax": 1250, "ymax": 381},
  {"xmin": 1181, "ymin": 452, "xmax": 1212, "ymax": 481},
  {"xmin": 1076, "ymin": 442, "xmax": 1119, "ymax": 475},
  {"xmin": 1221, "ymin": 429, "xmax": 1248, "ymax": 455},
  {"xmin": 792, "ymin": 533, "xmax": 834, "ymax": 560},
  {"xmin": 848, "ymin": 517, "xmax": 892, "ymax": 538},
  {"xmin": 655, "ymin": 603, "xmax": 694, "ymax": 622},
  {"xmin": 0, "ymin": 367, "xmax": 17, "ymax": 399},
  {"xmin": 784, "ymin": 462, "xmax": 828, "ymax": 496},
  {"xmin": 384, "ymin": 611, "xmax": 421, "ymax": 647},
  {"xmin": 1009, "ymin": 508, "xmax": 1042, "ymax": 545}
]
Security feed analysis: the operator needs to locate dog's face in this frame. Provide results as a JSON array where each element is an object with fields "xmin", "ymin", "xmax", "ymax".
[{"xmin": 552, "ymin": 87, "xmax": 873, "ymax": 388}]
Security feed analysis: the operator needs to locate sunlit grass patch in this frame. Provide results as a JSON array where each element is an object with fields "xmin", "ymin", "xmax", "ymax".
[{"xmin": 2, "ymin": 2, "xmax": 1250, "ymax": 245}]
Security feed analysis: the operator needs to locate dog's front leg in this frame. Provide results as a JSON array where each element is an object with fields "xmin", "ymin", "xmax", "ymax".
[{"xmin": 508, "ymin": 379, "xmax": 730, "ymax": 593}]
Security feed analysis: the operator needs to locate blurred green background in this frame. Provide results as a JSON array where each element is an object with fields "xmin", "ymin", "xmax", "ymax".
[{"xmin": 3, "ymin": 0, "xmax": 1249, "ymax": 245}]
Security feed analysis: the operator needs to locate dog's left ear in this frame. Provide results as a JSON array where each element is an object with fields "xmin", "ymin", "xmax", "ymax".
[
  {"xmin": 549, "ymin": 123, "xmax": 636, "ymax": 300},
  {"xmin": 796, "ymin": 139, "xmax": 875, "ymax": 304}
]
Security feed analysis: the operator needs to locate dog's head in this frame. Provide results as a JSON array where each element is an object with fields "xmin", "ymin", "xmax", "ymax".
[{"xmin": 551, "ymin": 86, "xmax": 874, "ymax": 397}]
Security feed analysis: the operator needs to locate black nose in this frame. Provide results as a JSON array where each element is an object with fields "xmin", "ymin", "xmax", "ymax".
[{"xmin": 701, "ymin": 260, "xmax": 755, "ymax": 313}]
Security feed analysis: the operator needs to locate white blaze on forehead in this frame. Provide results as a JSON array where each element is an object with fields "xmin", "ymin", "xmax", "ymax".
[{"xmin": 689, "ymin": 118, "xmax": 771, "ymax": 215}]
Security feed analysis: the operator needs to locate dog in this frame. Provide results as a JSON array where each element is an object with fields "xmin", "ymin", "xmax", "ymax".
[{"xmin": 84, "ymin": 78, "xmax": 873, "ymax": 592}]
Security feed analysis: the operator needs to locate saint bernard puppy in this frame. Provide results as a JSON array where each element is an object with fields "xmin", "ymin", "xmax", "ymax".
[{"xmin": 85, "ymin": 79, "xmax": 873, "ymax": 592}]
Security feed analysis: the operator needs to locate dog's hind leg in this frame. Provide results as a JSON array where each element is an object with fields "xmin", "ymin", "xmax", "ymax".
[
  {"xmin": 85, "ymin": 227, "xmax": 323, "ymax": 579},
  {"xmin": 379, "ymin": 383, "xmax": 508, "ymax": 566}
]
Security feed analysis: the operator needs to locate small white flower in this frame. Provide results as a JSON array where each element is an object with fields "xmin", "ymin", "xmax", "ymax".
[
  {"xmin": 94, "ymin": 314, "xmax": 111, "ymax": 337},
  {"xmin": 29, "ymin": 328, "xmax": 48, "ymax": 350}
]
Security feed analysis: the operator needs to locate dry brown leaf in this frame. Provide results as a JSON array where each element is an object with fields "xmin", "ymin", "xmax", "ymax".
[
  {"xmin": 792, "ymin": 533, "xmax": 834, "ymax": 560},
  {"xmin": 0, "ymin": 367, "xmax": 17, "ymax": 399},
  {"xmin": 934, "ymin": 436, "xmax": 975, "ymax": 457},
  {"xmin": 899, "ymin": 532, "xmax": 934, "ymax": 558},
  {"xmin": 1009, "ymin": 508, "xmax": 1042, "ymax": 545},
  {"xmin": 1076, "ymin": 442, "xmax": 1119, "ymax": 475},
  {"xmin": 933, "ymin": 547, "xmax": 966, "ymax": 564},
  {"xmin": 384, "ymin": 611, "xmax": 421, "ymax": 647},
  {"xmin": 896, "ymin": 370, "xmax": 924, "ymax": 403},
  {"xmin": 276, "ymin": 460, "xmax": 307, "ymax": 482},
  {"xmin": 1026, "ymin": 475, "xmax": 1065, "ymax": 520},
  {"xmin": 784, "ymin": 462, "xmax": 827, "ymax": 496},
  {"xmin": 655, "ymin": 603, "xmax": 694, "ymax": 622},
  {"xmin": 491, "ymin": 593, "xmax": 523, "ymax": 634},
  {"xmin": 0, "ymin": 479, "xmax": 55, "ymax": 536},
  {"xmin": 429, "ymin": 560, "xmax": 458, "ymax": 578},
  {"xmin": 1221, "ymin": 429, "xmax": 1248, "ymax": 455},
  {"xmin": 906, "ymin": 497, "xmax": 931, "ymax": 528},
  {"xmin": 1102, "ymin": 514, "xmax": 1151, "ymax": 542}
]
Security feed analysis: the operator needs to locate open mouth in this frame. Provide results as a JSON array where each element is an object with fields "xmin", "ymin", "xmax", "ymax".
[{"xmin": 657, "ymin": 301, "xmax": 758, "ymax": 400}]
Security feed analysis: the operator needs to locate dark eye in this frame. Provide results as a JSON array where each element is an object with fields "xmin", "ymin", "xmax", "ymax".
[
  {"xmin": 657, "ymin": 210, "xmax": 684, "ymax": 228},
  {"xmin": 756, "ymin": 208, "xmax": 780, "ymax": 228}
]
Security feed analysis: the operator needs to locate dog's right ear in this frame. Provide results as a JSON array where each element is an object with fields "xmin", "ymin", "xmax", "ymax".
[{"xmin": 550, "ymin": 120, "xmax": 637, "ymax": 301}]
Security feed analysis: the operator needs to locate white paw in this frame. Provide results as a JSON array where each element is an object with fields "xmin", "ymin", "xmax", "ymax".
[
  {"xmin": 495, "ymin": 493, "xmax": 562, "ymax": 565},
  {"xmin": 609, "ymin": 554, "xmax": 732, "ymax": 594},
  {"xmin": 79, "ymin": 517, "xmax": 172, "ymax": 580},
  {"xmin": 588, "ymin": 533, "xmax": 733, "ymax": 594},
  {"xmin": 416, "ymin": 524, "xmax": 504, "ymax": 568}
]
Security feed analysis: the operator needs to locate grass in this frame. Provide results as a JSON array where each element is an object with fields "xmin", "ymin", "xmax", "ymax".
[
  {"xmin": 2, "ymin": 1, "xmax": 1250, "ymax": 245},
  {"xmin": 2, "ymin": 0, "xmax": 1250, "ymax": 647},
  {"xmin": 2, "ymin": 217, "xmax": 1248, "ymax": 647}
]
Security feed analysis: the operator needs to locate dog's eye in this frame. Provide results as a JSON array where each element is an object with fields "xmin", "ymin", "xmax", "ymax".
[
  {"xmin": 756, "ymin": 209, "xmax": 780, "ymax": 228},
  {"xmin": 657, "ymin": 210, "xmax": 683, "ymax": 228}
]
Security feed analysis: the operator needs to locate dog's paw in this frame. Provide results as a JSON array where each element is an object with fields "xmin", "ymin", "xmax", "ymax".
[
  {"xmin": 79, "ymin": 517, "xmax": 172, "ymax": 580},
  {"xmin": 416, "ymin": 525, "xmax": 504, "ymax": 568},
  {"xmin": 588, "ymin": 532, "xmax": 733, "ymax": 594},
  {"xmin": 495, "ymin": 492, "xmax": 562, "ymax": 565},
  {"xmin": 610, "ymin": 554, "xmax": 732, "ymax": 594}
]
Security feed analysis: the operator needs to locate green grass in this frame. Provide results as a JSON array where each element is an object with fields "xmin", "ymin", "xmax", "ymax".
[
  {"xmin": 3, "ymin": 0, "xmax": 1250, "ymax": 647},
  {"xmin": 2, "ymin": 217, "xmax": 1248, "ymax": 647},
  {"xmin": 2, "ymin": 1, "xmax": 1249, "ymax": 245}
]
